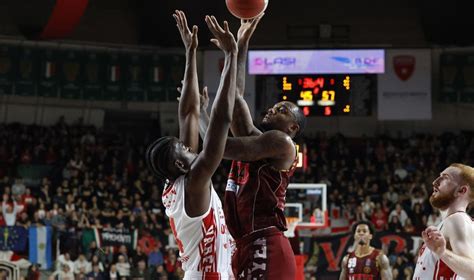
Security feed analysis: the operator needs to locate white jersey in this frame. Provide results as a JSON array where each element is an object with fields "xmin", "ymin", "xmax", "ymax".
[
  {"xmin": 413, "ymin": 213, "xmax": 473, "ymax": 280},
  {"xmin": 162, "ymin": 175, "xmax": 234, "ymax": 280}
]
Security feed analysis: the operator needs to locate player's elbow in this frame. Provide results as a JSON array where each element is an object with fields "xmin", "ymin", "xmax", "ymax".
[
  {"xmin": 223, "ymin": 140, "xmax": 241, "ymax": 160},
  {"xmin": 179, "ymin": 104, "xmax": 200, "ymax": 118},
  {"xmin": 212, "ymin": 107, "xmax": 233, "ymax": 123}
]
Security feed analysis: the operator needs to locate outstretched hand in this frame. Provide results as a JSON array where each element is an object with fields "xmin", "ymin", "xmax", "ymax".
[
  {"xmin": 422, "ymin": 226, "xmax": 446, "ymax": 258},
  {"xmin": 237, "ymin": 13, "xmax": 264, "ymax": 46},
  {"xmin": 205, "ymin": 15, "xmax": 237, "ymax": 54},
  {"xmin": 173, "ymin": 10, "xmax": 198, "ymax": 51}
]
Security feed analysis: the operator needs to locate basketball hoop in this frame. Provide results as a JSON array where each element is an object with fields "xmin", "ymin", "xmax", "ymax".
[{"xmin": 285, "ymin": 217, "xmax": 300, "ymax": 238}]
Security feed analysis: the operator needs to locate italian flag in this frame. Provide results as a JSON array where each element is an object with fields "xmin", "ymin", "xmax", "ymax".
[
  {"xmin": 82, "ymin": 227, "xmax": 102, "ymax": 251},
  {"xmin": 110, "ymin": 65, "xmax": 120, "ymax": 82},
  {"xmin": 45, "ymin": 61, "xmax": 55, "ymax": 78}
]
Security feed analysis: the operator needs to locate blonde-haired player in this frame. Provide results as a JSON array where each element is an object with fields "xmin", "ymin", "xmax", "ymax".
[{"xmin": 413, "ymin": 163, "xmax": 474, "ymax": 279}]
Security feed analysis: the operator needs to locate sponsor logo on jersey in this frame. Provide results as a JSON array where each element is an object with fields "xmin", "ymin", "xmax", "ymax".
[{"xmin": 226, "ymin": 179, "xmax": 239, "ymax": 193}]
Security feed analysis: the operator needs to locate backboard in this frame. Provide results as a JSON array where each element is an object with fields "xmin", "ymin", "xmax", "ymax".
[{"xmin": 284, "ymin": 183, "xmax": 328, "ymax": 237}]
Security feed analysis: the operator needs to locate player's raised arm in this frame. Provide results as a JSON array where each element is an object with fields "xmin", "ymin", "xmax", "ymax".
[
  {"xmin": 174, "ymin": 10, "xmax": 200, "ymax": 152},
  {"xmin": 198, "ymin": 86, "xmax": 210, "ymax": 141},
  {"xmin": 230, "ymin": 14, "xmax": 264, "ymax": 137},
  {"xmin": 186, "ymin": 16, "xmax": 238, "ymax": 216}
]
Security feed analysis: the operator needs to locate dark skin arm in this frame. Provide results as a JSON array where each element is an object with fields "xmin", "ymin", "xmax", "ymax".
[
  {"xmin": 230, "ymin": 14, "xmax": 264, "ymax": 137},
  {"xmin": 185, "ymin": 16, "xmax": 238, "ymax": 217},
  {"xmin": 198, "ymin": 15, "xmax": 264, "ymax": 138},
  {"xmin": 224, "ymin": 130, "xmax": 296, "ymax": 170},
  {"xmin": 198, "ymin": 86, "xmax": 210, "ymax": 141},
  {"xmin": 174, "ymin": 10, "xmax": 200, "ymax": 152},
  {"xmin": 199, "ymin": 99, "xmax": 296, "ymax": 170},
  {"xmin": 197, "ymin": 76, "xmax": 296, "ymax": 171}
]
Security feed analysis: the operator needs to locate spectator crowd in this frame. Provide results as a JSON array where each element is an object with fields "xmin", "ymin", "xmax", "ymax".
[{"xmin": 1, "ymin": 120, "xmax": 473, "ymax": 279}]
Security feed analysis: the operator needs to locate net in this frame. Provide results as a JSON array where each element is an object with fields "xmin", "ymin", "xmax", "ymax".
[{"xmin": 285, "ymin": 217, "xmax": 300, "ymax": 238}]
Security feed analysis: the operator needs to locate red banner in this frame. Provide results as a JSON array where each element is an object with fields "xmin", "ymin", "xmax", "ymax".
[{"xmin": 39, "ymin": 0, "xmax": 89, "ymax": 39}]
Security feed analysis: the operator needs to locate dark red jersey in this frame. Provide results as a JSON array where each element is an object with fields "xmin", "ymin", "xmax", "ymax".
[
  {"xmin": 224, "ymin": 158, "xmax": 297, "ymax": 240},
  {"xmin": 345, "ymin": 249, "xmax": 381, "ymax": 280}
]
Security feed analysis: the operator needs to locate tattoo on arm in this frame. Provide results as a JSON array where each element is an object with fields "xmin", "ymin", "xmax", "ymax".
[{"xmin": 378, "ymin": 254, "xmax": 393, "ymax": 280}]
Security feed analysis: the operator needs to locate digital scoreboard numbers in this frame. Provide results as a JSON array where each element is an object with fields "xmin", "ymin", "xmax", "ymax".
[{"xmin": 279, "ymin": 75, "xmax": 374, "ymax": 116}]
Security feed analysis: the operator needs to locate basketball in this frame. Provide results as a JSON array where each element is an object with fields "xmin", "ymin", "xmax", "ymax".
[{"xmin": 225, "ymin": 0, "xmax": 268, "ymax": 19}]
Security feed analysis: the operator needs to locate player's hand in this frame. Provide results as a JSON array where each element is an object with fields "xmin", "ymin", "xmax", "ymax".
[
  {"xmin": 205, "ymin": 15, "xmax": 237, "ymax": 54},
  {"xmin": 237, "ymin": 13, "xmax": 264, "ymax": 47},
  {"xmin": 199, "ymin": 86, "xmax": 209, "ymax": 111},
  {"xmin": 422, "ymin": 226, "xmax": 446, "ymax": 258},
  {"xmin": 353, "ymin": 235, "xmax": 360, "ymax": 245},
  {"xmin": 173, "ymin": 10, "xmax": 198, "ymax": 51}
]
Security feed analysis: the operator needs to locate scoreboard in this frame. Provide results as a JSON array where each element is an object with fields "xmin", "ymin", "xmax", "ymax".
[
  {"xmin": 248, "ymin": 49, "xmax": 384, "ymax": 117},
  {"xmin": 277, "ymin": 74, "xmax": 376, "ymax": 116}
]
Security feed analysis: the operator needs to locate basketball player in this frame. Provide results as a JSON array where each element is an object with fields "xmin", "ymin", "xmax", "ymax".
[
  {"xmin": 339, "ymin": 221, "xmax": 392, "ymax": 280},
  {"xmin": 198, "ymin": 15, "xmax": 306, "ymax": 279},
  {"xmin": 145, "ymin": 11, "xmax": 237, "ymax": 279},
  {"xmin": 413, "ymin": 163, "xmax": 474, "ymax": 279}
]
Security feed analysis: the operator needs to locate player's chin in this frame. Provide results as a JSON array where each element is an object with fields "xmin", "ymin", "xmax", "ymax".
[{"xmin": 260, "ymin": 119, "xmax": 272, "ymax": 131}]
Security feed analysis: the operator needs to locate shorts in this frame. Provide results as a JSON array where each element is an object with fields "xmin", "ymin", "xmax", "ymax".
[
  {"xmin": 184, "ymin": 271, "xmax": 234, "ymax": 280},
  {"xmin": 232, "ymin": 227, "xmax": 296, "ymax": 280}
]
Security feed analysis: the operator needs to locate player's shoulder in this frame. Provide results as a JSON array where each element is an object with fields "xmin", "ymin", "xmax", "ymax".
[
  {"xmin": 262, "ymin": 130, "xmax": 293, "ymax": 143},
  {"xmin": 442, "ymin": 211, "xmax": 473, "ymax": 237},
  {"xmin": 375, "ymin": 250, "xmax": 389, "ymax": 266},
  {"xmin": 375, "ymin": 249, "xmax": 387, "ymax": 258},
  {"xmin": 444, "ymin": 211, "xmax": 472, "ymax": 227},
  {"xmin": 342, "ymin": 254, "xmax": 350, "ymax": 264},
  {"xmin": 262, "ymin": 130, "xmax": 296, "ymax": 154},
  {"xmin": 162, "ymin": 176, "xmax": 184, "ymax": 206}
]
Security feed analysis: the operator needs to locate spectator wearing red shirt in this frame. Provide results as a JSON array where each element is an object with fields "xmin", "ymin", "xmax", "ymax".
[
  {"xmin": 0, "ymin": 209, "xmax": 6, "ymax": 227},
  {"xmin": 163, "ymin": 249, "xmax": 180, "ymax": 276},
  {"xmin": 44, "ymin": 146, "xmax": 58, "ymax": 164},
  {"xmin": 20, "ymin": 149, "xmax": 32, "ymax": 164},
  {"xmin": 371, "ymin": 206, "xmax": 388, "ymax": 231},
  {"xmin": 21, "ymin": 188, "xmax": 34, "ymax": 205}
]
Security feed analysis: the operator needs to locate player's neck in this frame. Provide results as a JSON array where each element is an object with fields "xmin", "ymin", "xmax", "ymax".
[
  {"xmin": 441, "ymin": 201, "xmax": 468, "ymax": 218},
  {"xmin": 355, "ymin": 245, "xmax": 373, "ymax": 257}
]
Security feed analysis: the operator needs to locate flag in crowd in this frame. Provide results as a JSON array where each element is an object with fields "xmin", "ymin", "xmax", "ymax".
[{"xmin": 29, "ymin": 226, "xmax": 53, "ymax": 270}]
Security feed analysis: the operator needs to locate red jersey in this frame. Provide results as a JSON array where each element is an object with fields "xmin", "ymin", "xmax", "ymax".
[
  {"xmin": 371, "ymin": 212, "xmax": 387, "ymax": 231},
  {"xmin": 224, "ymin": 158, "xmax": 297, "ymax": 240},
  {"xmin": 345, "ymin": 249, "xmax": 381, "ymax": 280}
]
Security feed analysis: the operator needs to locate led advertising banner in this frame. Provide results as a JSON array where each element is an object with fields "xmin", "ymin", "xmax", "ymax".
[{"xmin": 248, "ymin": 49, "xmax": 385, "ymax": 75}]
